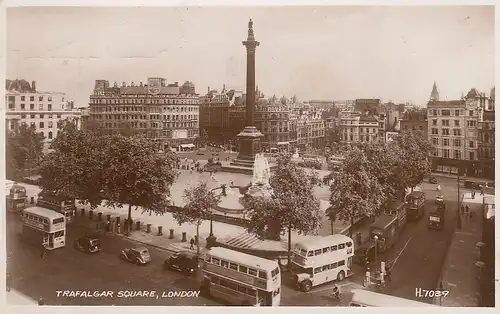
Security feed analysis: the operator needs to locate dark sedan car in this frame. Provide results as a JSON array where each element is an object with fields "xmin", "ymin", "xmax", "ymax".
[
  {"xmin": 428, "ymin": 176, "xmax": 438, "ymax": 184},
  {"xmin": 75, "ymin": 235, "xmax": 102, "ymax": 253},
  {"xmin": 164, "ymin": 251, "xmax": 199, "ymax": 275},
  {"xmin": 120, "ymin": 247, "xmax": 151, "ymax": 265}
]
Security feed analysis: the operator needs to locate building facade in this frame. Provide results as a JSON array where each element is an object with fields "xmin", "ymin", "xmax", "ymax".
[
  {"xmin": 88, "ymin": 78, "xmax": 199, "ymax": 151},
  {"xmin": 339, "ymin": 111, "xmax": 379, "ymax": 144},
  {"xmin": 400, "ymin": 109, "xmax": 428, "ymax": 139},
  {"xmin": 5, "ymin": 79, "xmax": 81, "ymax": 147}
]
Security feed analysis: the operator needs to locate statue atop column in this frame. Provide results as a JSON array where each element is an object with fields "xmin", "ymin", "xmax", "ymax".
[{"xmin": 248, "ymin": 19, "xmax": 254, "ymax": 37}]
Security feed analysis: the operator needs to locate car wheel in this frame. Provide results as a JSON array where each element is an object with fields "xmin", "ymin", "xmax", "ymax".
[
  {"xmin": 300, "ymin": 280, "xmax": 312, "ymax": 292},
  {"xmin": 337, "ymin": 270, "xmax": 346, "ymax": 282}
]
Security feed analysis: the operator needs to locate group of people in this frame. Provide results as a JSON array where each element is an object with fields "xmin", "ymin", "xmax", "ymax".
[{"xmin": 461, "ymin": 204, "xmax": 475, "ymax": 220}]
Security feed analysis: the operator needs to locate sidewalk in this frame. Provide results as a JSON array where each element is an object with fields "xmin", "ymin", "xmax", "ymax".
[
  {"xmin": 436, "ymin": 192, "xmax": 487, "ymax": 306},
  {"xmin": 431, "ymin": 172, "xmax": 494, "ymax": 184}
]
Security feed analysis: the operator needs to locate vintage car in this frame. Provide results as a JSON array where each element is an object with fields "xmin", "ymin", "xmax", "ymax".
[
  {"xmin": 120, "ymin": 247, "xmax": 151, "ymax": 265},
  {"xmin": 75, "ymin": 235, "xmax": 101, "ymax": 253},
  {"xmin": 435, "ymin": 194, "xmax": 444, "ymax": 204},
  {"xmin": 163, "ymin": 251, "xmax": 199, "ymax": 274}
]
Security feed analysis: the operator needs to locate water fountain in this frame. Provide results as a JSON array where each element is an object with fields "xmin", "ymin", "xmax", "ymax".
[{"xmin": 246, "ymin": 153, "xmax": 274, "ymax": 198}]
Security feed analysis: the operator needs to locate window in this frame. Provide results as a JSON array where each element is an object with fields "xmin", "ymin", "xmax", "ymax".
[
  {"xmin": 330, "ymin": 245, "xmax": 338, "ymax": 251},
  {"xmin": 467, "ymin": 120, "xmax": 476, "ymax": 127},
  {"xmin": 442, "ymin": 129, "xmax": 449, "ymax": 135},
  {"xmin": 431, "ymin": 128, "xmax": 438, "ymax": 135},
  {"xmin": 314, "ymin": 249, "xmax": 322, "ymax": 255},
  {"xmin": 54, "ymin": 230, "xmax": 64, "ymax": 237},
  {"xmin": 21, "ymin": 114, "xmax": 26, "ymax": 118},
  {"xmin": 30, "ymin": 114, "xmax": 35, "ymax": 118},
  {"xmin": 57, "ymin": 114, "xmax": 61, "ymax": 118},
  {"xmin": 53, "ymin": 217, "xmax": 64, "ymax": 224},
  {"xmin": 469, "ymin": 110, "xmax": 474, "ymax": 116},
  {"xmin": 30, "ymin": 104, "xmax": 34, "ymax": 110},
  {"xmin": 258, "ymin": 271, "xmax": 267, "ymax": 279},
  {"xmin": 455, "ymin": 110, "xmax": 460, "ymax": 116},
  {"xmin": 322, "ymin": 265, "xmax": 330, "ymax": 271},
  {"xmin": 323, "ymin": 247, "xmax": 330, "ymax": 253},
  {"xmin": 330, "ymin": 262, "xmax": 338, "ymax": 269},
  {"xmin": 48, "ymin": 121, "xmax": 53, "ymax": 128},
  {"xmin": 239, "ymin": 265, "xmax": 248, "ymax": 274},
  {"xmin": 48, "ymin": 104, "xmax": 52, "ymax": 111},
  {"xmin": 229, "ymin": 263, "xmax": 238, "ymax": 271},
  {"xmin": 39, "ymin": 104, "xmax": 43, "ymax": 110},
  {"xmin": 432, "ymin": 119, "xmax": 437, "ymax": 126},
  {"xmin": 48, "ymin": 131, "xmax": 53, "ymax": 139},
  {"xmin": 39, "ymin": 96, "xmax": 44, "ymax": 101},
  {"xmin": 443, "ymin": 149, "xmax": 450, "ymax": 158},
  {"xmin": 314, "ymin": 267, "xmax": 323, "ymax": 274},
  {"xmin": 40, "ymin": 114, "xmax": 44, "ymax": 119},
  {"xmin": 307, "ymin": 251, "xmax": 313, "ymax": 257},
  {"xmin": 454, "ymin": 150, "xmax": 461, "ymax": 159},
  {"xmin": 211, "ymin": 258, "xmax": 220, "ymax": 265},
  {"xmin": 432, "ymin": 138, "xmax": 438, "ymax": 145},
  {"xmin": 248, "ymin": 268, "xmax": 258, "ymax": 276},
  {"xmin": 48, "ymin": 96, "xmax": 52, "ymax": 101},
  {"xmin": 30, "ymin": 96, "xmax": 34, "ymax": 101},
  {"xmin": 441, "ymin": 120, "xmax": 450, "ymax": 126},
  {"xmin": 338, "ymin": 243, "xmax": 345, "ymax": 249},
  {"xmin": 433, "ymin": 110, "xmax": 437, "ymax": 116},
  {"xmin": 338, "ymin": 260, "xmax": 345, "ymax": 266},
  {"xmin": 39, "ymin": 122, "xmax": 44, "ymax": 128},
  {"xmin": 454, "ymin": 139, "xmax": 461, "ymax": 147},
  {"xmin": 21, "ymin": 96, "xmax": 25, "ymax": 101},
  {"xmin": 453, "ymin": 129, "xmax": 462, "ymax": 136},
  {"xmin": 221, "ymin": 260, "xmax": 229, "ymax": 268},
  {"xmin": 469, "ymin": 141, "xmax": 474, "ymax": 148},
  {"xmin": 20, "ymin": 103, "xmax": 25, "ymax": 110},
  {"xmin": 469, "ymin": 152, "xmax": 475, "ymax": 160},
  {"xmin": 454, "ymin": 120, "xmax": 460, "ymax": 126},
  {"xmin": 441, "ymin": 110, "xmax": 450, "ymax": 116},
  {"xmin": 443, "ymin": 139, "xmax": 449, "ymax": 146}
]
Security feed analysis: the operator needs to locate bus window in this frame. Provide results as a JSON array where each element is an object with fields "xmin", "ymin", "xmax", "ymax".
[
  {"xmin": 307, "ymin": 251, "xmax": 314, "ymax": 257},
  {"xmin": 323, "ymin": 247, "xmax": 330, "ymax": 253},
  {"xmin": 54, "ymin": 230, "xmax": 64, "ymax": 237},
  {"xmin": 53, "ymin": 217, "xmax": 64, "ymax": 224},
  {"xmin": 331, "ymin": 245, "xmax": 338, "ymax": 251},
  {"xmin": 346, "ymin": 242, "xmax": 353, "ymax": 247},
  {"xmin": 322, "ymin": 265, "xmax": 329, "ymax": 271},
  {"xmin": 338, "ymin": 243, "xmax": 345, "ymax": 249},
  {"xmin": 229, "ymin": 263, "xmax": 238, "ymax": 271},
  {"xmin": 221, "ymin": 260, "xmax": 229, "ymax": 268},
  {"xmin": 271, "ymin": 267, "xmax": 280, "ymax": 277},
  {"xmin": 205, "ymin": 256, "xmax": 211, "ymax": 263},
  {"xmin": 239, "ymin": 265, "xmax": 248, "ymax": 274},
  {"xmin": 212, "ymin": 258, "xmax": 220, "ymax": 265},
  {"xmin": 248, "ymin": 268, "xmax": 258, "ymax": 276},
  {"xmin": 314, "ymin": 267, "xmax": 322, "ymax": 274},
  {"xmin": 330, "ymin": 262, "xmax": 338, "ymax": 269},
  {"xmin": 314, "ymin": 249, "xmax": 322, "ymax": 255},
  {"xmin": 338, "ymin": 260, "xmax": 345, "ymax": 266},
  {"xmin": 258, "ymin": 271, "xmax": 267, "ymax": 279},
  {"xmin": 300, "ymin": 249, "xmax": 307, "ymax": 256}
]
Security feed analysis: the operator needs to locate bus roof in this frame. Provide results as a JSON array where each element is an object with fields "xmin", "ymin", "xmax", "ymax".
[
  {"xmin": 407, "ymin": 191, "xmax": 425, "ymax": 198},
  {"xmin": 350, "ymin": 289, "xmax": 437, "ymax": 307},
  {"xmin": 370, "ymin": 215, "xmax": 397, "ymax": 230},
  {"xmin": 207, "ymin": 247, "xmax": 278, "ymax": 270},
  {"xmin": 23, "ymin": 206, "xmax": 65, "ymax": 220},
  {"xmin": 295, "ymin": 234, "xmax": 352, "ymax": 251},
  {"xmin": 483, "ymin": 196, "xmax": 495, "ymax": 205}
]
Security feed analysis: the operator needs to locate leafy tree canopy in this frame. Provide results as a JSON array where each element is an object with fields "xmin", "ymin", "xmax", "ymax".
[
  {"xmin": 6, "ymin": 123, "xmax": 44, "ymax": 180},
  {"xmin": 172, "ymin": 182, "xmax": 221, "ymax": 226}
]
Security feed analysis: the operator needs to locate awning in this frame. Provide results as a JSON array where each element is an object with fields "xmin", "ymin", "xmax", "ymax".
[
  {"xmin": 277, "ymin": 142, "xmax": 290, "ymax": 145},
  {"xmin": 180, "ymin": 144, "xmax": 195, "ymax": 148}
]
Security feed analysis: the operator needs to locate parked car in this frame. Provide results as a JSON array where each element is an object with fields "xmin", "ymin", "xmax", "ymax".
[
  {"xmin": 428, "ymin": 176, "xmax": 438, "ymax": 184},
  {"xmin": 435, "ymin": 194, "xmax": 444, "ymax": 204},
  {"xmin": 164, "ymin": 251, "xmax": 199, "ymax": 274},
  {"xmin": 120, "ymin": 247, "xmax": 151, "ymax": 265},
  {"xmin": 75, "ymin": 235, "xmax": 101, "ymax": 253}
]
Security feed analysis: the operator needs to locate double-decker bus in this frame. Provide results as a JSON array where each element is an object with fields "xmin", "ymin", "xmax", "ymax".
[
  {"xmin": 406, "ymin": 191, "xmax": 426, "ymax": 220},
  {"xmin": 21, "ymin": 206, "xmax": 66, "ymax": 250},
  {"xmin": 200, "ymin": 247, "xmax": 281, "ymax": 306},
  {"xmin": 349, "ymin": 289, "xmax": 438, "ymax": 307},
  {"xmin": 384, "ymin": 200, "xmax": 407, "ymax": 231},
  {"xmin": 290, "ymin": 234, "xmax": 354, "ymax": 292},
  {"xmin": 6, "ymin": 181, "xmax": 28, "ymax": 212},
  {"xmin": 37, "ymin": 190, "xmax": 76, "ymax": 224}
]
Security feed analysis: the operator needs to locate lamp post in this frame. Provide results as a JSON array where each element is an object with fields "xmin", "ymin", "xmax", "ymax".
[{"xmin": 374, "ymin": 235, "xmax": 379, "ymax": 275}]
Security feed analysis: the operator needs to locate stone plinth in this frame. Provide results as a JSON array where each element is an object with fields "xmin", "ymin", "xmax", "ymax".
[{"xmin": 229, "ymin": 126, "xmax": 263, "ymax": 169}]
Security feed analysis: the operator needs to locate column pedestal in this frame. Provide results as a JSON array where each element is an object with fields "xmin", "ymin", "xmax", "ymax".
[{"xmin": 230, "ymin": 126, "xmax": 263, "ymax": 168}]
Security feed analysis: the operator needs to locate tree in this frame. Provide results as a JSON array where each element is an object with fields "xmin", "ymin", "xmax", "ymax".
[
  {"xmin": 200, "ymin": 128, "xmax": 209, "ymax": 147},
  {"xmin": 38, "ymin": 119, "xmax": 108, "ymax": 209},
  {"xmin": 102, "ymin": 135, "xmax": 179, "ymax": 232},
  {"xmin": 244, "ymin": 153, "xmax": 322, "ymax": 266},
  {"xmin": 326, "ymin": 128, "xmax": 342, "ymax": 150},
  {"xmin": 327, "ymin": 145, "xmax": 385, "ymax": 238},
  {"xmin": 172, "ymin": 182, "xmax": 221, "ymax": 256},
  {"xmin": 6, "ymin": 123, "xmax": 44, "ymax": 180},
  {"xmin": 391, "ymin": 130, "xmax": 432, "ymax": 193}
]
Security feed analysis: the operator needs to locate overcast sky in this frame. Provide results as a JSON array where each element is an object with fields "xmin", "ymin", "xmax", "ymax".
[{"xmin": 6, "ymin": 5, "xmax": 495, "ymax": 106}]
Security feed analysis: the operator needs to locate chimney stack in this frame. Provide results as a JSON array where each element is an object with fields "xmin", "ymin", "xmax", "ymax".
[
  {"xmin": 31, "ymin": 81, "xmax": 36, "ymax": 92},
  {"xmin": 208, "ymin": 86, "xmax": 210, "ymax": 93}
]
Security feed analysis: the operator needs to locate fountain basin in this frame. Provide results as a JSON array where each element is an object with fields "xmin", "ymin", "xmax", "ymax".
[{"xmin": 213, "ymin": 187, "xmax": 245, "ymax": 214}]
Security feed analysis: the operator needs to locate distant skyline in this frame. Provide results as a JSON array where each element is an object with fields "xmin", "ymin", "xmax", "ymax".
[{"xmin": 6, "ymin": 6, "xmax": 495, "ymax": 106}]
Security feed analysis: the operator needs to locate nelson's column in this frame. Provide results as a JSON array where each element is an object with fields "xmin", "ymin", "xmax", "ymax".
[{"xmin": 230, "ymin": 19, "xmax": 264, "ymax": 171}]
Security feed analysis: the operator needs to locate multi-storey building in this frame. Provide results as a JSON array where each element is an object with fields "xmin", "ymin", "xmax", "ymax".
[
  {"xmin": 427, "ymin": 83, "xmax": 484, "ymax": 177},
  {"xmin": 294, "ymin": 106, "xmax": 325, "ymax": 150},
  {"xmin": 477, "ymin": 87, "xmax": 495, "ymax": 179},
  {"xmin": 400, "ymin": 109, "xmax": 428, "ymax": 139},
  {"xmin": 88, "ymin": 78, "xmax": 199, "ymax": 151},
  {"xmin": 5, "ymin": 79, "xmax": 81, "ymax": 148},
  {"xmin": 354, "ymin": 98, "xmax": 382, "ymax": 115},
  {"xmin": 255, "ymin": 97, "xmax": 296, "ymax": 151},
  {"xmin": 339, "ymin": 111, "xmax": 379, "ymax": 144}
]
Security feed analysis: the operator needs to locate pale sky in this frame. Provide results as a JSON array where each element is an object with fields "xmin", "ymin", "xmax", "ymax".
[{"xmin": 6, "ymin": 5, "xmax": 495, "ymax": 106}]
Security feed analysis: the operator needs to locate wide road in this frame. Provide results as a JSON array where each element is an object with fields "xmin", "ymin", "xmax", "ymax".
[
  {"xmin": 6, "ymin": 214, "xmax": 219, "ymax": 306},
  {"xmin": 372, "ymin": 179, "xmax": 460, "ymax": 304}
]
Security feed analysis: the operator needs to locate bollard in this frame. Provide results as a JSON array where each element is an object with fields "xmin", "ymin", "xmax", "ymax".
[
  {"xmin": 89, "ymin": 210, "xmax": 94, "ymax": 220},
  {"xmin": 169, "ymin": 229, "xmax": 174, "ymax": 239},
  {"xmin": 181, "ymin": 232, "xmax": 187, "ymax": 242},
  {"xmin": 81, "ymin": 208, "xmax": 85, "ymax": 216},
  {"xmin": 136, "ymin": 221, "xmax": 141, "ymax": 231},
  {"xmin": 98, "ymin": 212, "xmax": 103, "ymax": 221},
  {"xmin": 106, "ymin": 214, "xmax": 111, "ymax": 222},
  {"xmin": 116, "ymin": 223, "xmax": 121, "ymax": 234},
  {"xmin": 106, "ymin": 220, "xmax": 111, "ymax": 232},
  {"xmin": 158, "ymin": 226, "xmax": 163, "ymax": 236},
  {"xmin": 146, "ymin": 224, "xmax": 152, "ymax": 233},
  {"xmin": 116, "ymin": 217, "xmax": 120, "ymax": 225},
  {"xmin": 111, "ymin": 221, "xmax": 116, "ymax": 233}
]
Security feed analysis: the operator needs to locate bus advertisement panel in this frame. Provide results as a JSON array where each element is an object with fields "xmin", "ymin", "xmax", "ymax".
[
  {"xmin": 290, "ymin": 234, "xmax": 354, "ymax": 292},
  {"xmin": 200, "ymin": 247, "xmax": 281, "ymax": 306}
]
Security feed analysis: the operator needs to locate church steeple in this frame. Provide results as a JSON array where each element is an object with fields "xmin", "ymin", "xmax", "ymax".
[{"xmin": 430, "ymin": 81, "xmax": 440, "ymax": 101}]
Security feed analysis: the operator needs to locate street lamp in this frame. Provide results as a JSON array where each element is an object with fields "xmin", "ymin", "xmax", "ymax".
[{"xmin": 374, "ymin": 235, "xmax": 379, "ymax": 274}]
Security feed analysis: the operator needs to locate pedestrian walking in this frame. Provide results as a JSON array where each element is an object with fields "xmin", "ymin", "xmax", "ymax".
[
  {"xmin": 189, "ymin": 238, "xmax": 195, "ymax": 250},
  {"xmin": 40, "ymin": 243, "xmax": 48, "ymax": 259},
  {"xmin": 385, "ymin": 265, "xmax": 392, "ymax": 283},
  {"xmin": 461, "ymin": 205, "xmax": 465, "ymax": 216},
  {"xmin": 468, "ymin": 211, "xmax": 473, "ymax": 220},
  {"xmin": 465, "ymin": 205, "xmax": 470, "ymax": 219},
  {"xmin": 480, "ymin": 189, "xmax": 484, "ymax": 196}
]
